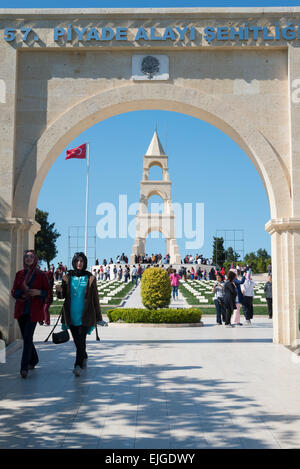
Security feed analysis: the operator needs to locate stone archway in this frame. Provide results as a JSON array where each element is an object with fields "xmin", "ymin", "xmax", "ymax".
[
  {"xmin": 1, "ymin": 4, "xmax": 300, "ymax": 348},
  {"xmin": 14, "ymin": 84, "xmax": 290, "ymax": 222},
  {"xmin": 9, "ymin": 83, "xmax": 295, "ymax": 346}
]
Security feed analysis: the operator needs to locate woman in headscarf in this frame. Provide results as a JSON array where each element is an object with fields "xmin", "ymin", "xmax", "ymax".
[
  {"xmin": 223, "ymin": 270, "xmax": 237, "ymax": 327},
  {"xmin": 11, "ymin": 250, "xmax": 50, "ymax": 378},
  {"xmin": 55, "ymin": 252, "xmax": 103, "ymax": 377}
]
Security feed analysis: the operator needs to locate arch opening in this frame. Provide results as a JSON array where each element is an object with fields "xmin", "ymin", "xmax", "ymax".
[
  {"xmin": 13, "ymin": 84, "xmax": 290, "ymax": 224},
  {"xmin": 148, "ymin": 164, "xmax": 164, "ymax": 181}
]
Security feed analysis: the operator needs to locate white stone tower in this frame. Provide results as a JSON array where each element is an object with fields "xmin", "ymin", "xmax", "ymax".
[{"xmin": 130, "ymin": 129, "xmax": 181, "ymax": 264}]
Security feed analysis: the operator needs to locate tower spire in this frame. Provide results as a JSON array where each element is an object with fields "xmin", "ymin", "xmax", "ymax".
[{"xmin": 145, "ymin": 128, "xmax": 166, "ymax": 156}]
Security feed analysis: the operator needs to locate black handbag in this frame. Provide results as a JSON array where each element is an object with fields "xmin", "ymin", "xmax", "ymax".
[
  {"xmin": 44, "ymin": 306, "xmax": 100, "ymax": 343},
  {"xmin": 52, "ymin": 329, "xmax": 70, "ymax": 344},
  {"xmin": 44, "ymin": 306, "xmax": 70, "ymax": 344}
]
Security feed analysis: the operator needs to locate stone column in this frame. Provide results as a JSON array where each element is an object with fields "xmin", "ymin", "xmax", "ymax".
[
  {"xmin": 289, "ymin": 45, "xmax": 300, "ymax": 218},
  {"xmin": 165, "ymin": 238, "xmax": 170, "ymax": 257},
  {"xmin": 163, "ymin": 168, "xmax": 170, "ymax": 181},
  {"xmin": 0, "ymin": 46, "xmax": 17, "ymax": 220},
  {"xmin": 268, "ymin": 45, "xmax": 300, "ymax": 347},
  {"xmin": 0, "ymin": 43, "xmax": 22, "ymax": 344},
  {"xmin": 0, "ymin": 218, "xmax": 40, "ymax": 344},
  {"xmin": 266, "ymin": 219, "xmax": 300, "ymax": 347},
  {"xmin": 169, "ymin": 238, "xmax": 181, "ymax": 265},
  {"xmin": 130, "ymin": 237, "xmax": 146, "ymax": 264}
]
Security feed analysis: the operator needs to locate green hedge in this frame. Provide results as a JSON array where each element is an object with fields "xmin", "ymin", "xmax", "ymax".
[{"xmin": 106, "ymin": 307, "xmax": 202, "ymax": 323}]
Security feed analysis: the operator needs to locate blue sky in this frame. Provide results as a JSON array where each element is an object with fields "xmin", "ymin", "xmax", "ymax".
[
  {"xmin": 38, "ymin": 111, "xmax": 270, "ymax": 267},
  {"xmin": 15, "ymin": 0, "xmax": 290, "ymax": 267}
]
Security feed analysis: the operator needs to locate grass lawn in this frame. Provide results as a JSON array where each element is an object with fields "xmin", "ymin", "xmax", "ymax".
[
  {"xmin": 50, "ymin": 305, "xmax": 120, "ymax": 315},
  {"xmin": 50, "ymin": 281, "xmax": 135, "ymax": 314}
]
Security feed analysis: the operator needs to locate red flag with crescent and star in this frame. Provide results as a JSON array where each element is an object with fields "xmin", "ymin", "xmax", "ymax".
[{"xmin": 65, "ymin": 143, "xmax": 87, "ymax": 160}]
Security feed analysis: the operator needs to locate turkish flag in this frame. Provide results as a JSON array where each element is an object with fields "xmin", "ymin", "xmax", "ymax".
[{"xmin": 65, "ymin": 143, "xmax": 87, "ymax": 160}]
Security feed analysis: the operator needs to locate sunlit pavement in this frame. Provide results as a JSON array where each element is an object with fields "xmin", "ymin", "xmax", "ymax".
[{"xmin": 1, "ymin": 317, "xmax": 300, "ymax": 449}]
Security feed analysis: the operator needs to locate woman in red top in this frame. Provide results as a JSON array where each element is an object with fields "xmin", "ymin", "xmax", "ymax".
[{"xmin": 11, "ymin": 250, "xmax": 49, "ymax": 378}]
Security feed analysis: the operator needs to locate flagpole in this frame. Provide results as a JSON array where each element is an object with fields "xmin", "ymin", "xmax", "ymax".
[{"xmin": 84, "ymin": 142, "xmax": 90, "ymax": 257}]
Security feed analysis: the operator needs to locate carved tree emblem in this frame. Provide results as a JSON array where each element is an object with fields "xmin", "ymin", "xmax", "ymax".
[{"xmin": 141, "ymin": 56, "xmax": 160, "ymax": 79}]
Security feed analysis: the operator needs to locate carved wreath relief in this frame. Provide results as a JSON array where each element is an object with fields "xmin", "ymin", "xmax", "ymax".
[{"xmin": 141, "ymin": 55, "xmax": 160, "ymax": 79}]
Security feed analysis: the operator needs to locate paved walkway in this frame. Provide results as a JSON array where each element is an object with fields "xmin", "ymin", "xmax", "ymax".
[
  {"xmin": 123, "ymin": 284, "xmax": 188, "ymax": 309},
  {"xmin": 1, "ymin": 318, "xmax": 300, "ymax": 449}
]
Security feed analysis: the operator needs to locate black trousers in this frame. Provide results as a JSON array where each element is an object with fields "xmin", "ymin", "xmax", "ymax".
[
  {"xmin": 69, "ymin": 325, "xmax": 89, "ymax": 368},
  {"xmin": 266, "ymin": 298, "xmax": 273, "ymax": 318},
  {"xmin": 214, "ymin": 299, "xmax": 225, "ymax": 324},
  {"xmin": 224, "ymin": 301, "xmax": 234, "ymax": 325},
  {"xmin": 18, "ymin": 314, "xmax": 38, "ymax": 371},
  {"xmin": 243, "ymin": 296, "xmax": 254, "ymax": 320}
]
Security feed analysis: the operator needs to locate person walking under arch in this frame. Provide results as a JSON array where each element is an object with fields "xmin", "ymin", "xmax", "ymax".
[
  {"xmin": 264, "ymin": 275, "xmax": 273, "ymax": 319},
  {"xmin": 131, "ymin": 265, "xmax": 138, "ymax": 286},
  {"xmin": 209, "ymin": 267, "xmax": 216, "ymax": 281},
  {"xmin": 137, "ymin": 264, "xmax": 143, "ymax": 284},
  {"xmin": 224, "ymin": 270, "xmax": 237, "ymax": 327},
  {"xmin": 242, "ymin": 272, "xmax": 256, "ymax": 325},
  {"xmin": 213, "ymin": 274, "xmax": 225, "ymax": 325},
  {"xmin": 56, "ymin": 252, "xmax": 104, "ymax": 377},
  {"xmin": 170, "ymin": 269, "xmax": 181, "ymax": 301},
  {"xmin": 232, "ymin": 271, "xmax": 246, "ymax": 326},
  {"xmin": 43, "ymin": 268, "xmax": 54, "ymax": 326},
  {"xmin": 11, "ymin": 250, "xmax": 49, "ymax": 378},
  {"xmin": 124, "ymin": 265, "xmax": 130, "ymax": 283}
]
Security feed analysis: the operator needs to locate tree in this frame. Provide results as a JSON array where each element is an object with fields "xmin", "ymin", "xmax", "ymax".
[
  {"xmin": 256, "ymin": 248, "xmax": 269, "ymax": 260},
  {"xmin": 244, "ymin": 251, "xmax": 257, "ymax": 264},
  {"xmin": 256, "ymin": 257, "xmax": 267, "ymax": 273},
  {"xmin": 35, "ymin": 209, "xmax": 61, "ymax": 269},
  {"xmin": 212, "ymin": 237, "xmax": 226, "ymax": 266},
  {"xmin": 244, "ymin": 249, "xmax": 271, "ymax": 273},
  {"xmin": 225, "ymin": 246, "xmax": 240, "ymax": 262}
]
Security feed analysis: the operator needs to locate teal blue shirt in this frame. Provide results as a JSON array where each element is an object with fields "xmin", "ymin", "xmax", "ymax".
[
  {"xmin": 70, "ymin": 275, "xmax": 88, "ymax": 325},
  {"xmin": 62, "ymin": 274, "xmax": 94, "ymax": 334}
]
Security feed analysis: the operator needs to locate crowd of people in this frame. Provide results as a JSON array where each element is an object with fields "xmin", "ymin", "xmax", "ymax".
[
  {"xmin": 92, "ymin": 263, "xmax": 154, "ymax": 285},
  {"xmin": 45, "ymin": 262, "xmax": 68, "ymax": 282},
  {"xmin": 95, "ymin": 253, "xmax": 129, "ymax": 266},
  {"xmin": 10, "ymin": 249, "xmax": 273, "ymax": 379},
  {"xmin": 93, "ymin": 253, "xmax": 214, "ymax": 266},
  {"xmin": 211, "ymin": 264, "xmax": 272, "ymax": 328},
  {"xmin": 133, "ymin": 253, "xmax": 170, "ymax": 264},
  {"xmin": 183, "ymin": 254, "xmax": 213, "ymax": 265}
]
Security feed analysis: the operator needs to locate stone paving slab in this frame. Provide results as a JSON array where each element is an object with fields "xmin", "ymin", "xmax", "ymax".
[{"xmin": 1, "ymin": 318, "xmax": 300, "ymax": 449}]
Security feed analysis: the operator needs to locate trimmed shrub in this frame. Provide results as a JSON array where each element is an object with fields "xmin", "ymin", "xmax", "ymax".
[
  {"xmin": 106, "ymin": 307, "xmax": 202, "ymax": 323},
  {"xmin": 141, "ymin": 267, "xmax": 172, "ymax": 309}
]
